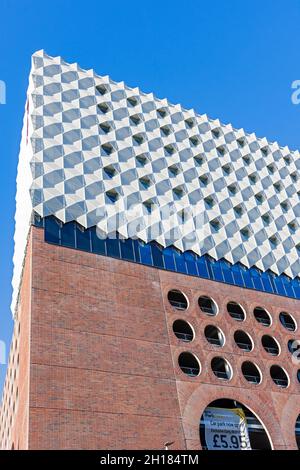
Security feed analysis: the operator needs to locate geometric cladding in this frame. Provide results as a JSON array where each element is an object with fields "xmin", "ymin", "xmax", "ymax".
[{"xmin": 12, "ymin": 50, "xmax": 300, "ymax": 313}]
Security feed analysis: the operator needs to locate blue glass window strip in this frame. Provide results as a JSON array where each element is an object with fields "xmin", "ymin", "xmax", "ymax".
[
  {"xmin": 196, "ymin": 256, "xmax": 209, "ymax": 279},
  {"xmin": 221, "ymin": 260, "xmax": 235, "ymax": 285},
  {"xmin": 151, "ymin": 243, "xmax": 164, "ymax": 269},
  {"xmin": 184, "ymin": 251, "xmax": 198, "ymax": 276},
  {"xmin": 91, "ymin": 227, "xmax": 106, "ymax": 255},
  {"xmin": 132, "ymin": 239, "xmax": 141, "ymax": 263},
  {"xmin": 75, "ymin": 224, "xmax": 91, "ymax": 252},
  {"xmin": 260, "ymin": 271, "xmax": 274, "ymax": 294},
  {"xmin": 162, "ymin": 247, "xmax": 176, "ymax": 271},
  {"xmin": 138, "ymin": 240, "xmax": 153, "ymax": 266},
  {"xmin": 44, "ymin": 217, "xmax": 61, "ymax": 244},
  {"xmin": 120, "ymin": 237, "xmax": 135, "ymax": 262},
  {"xmin": 106, "ymin": 237, "xmax": 121, "ymax": 258},
  {"xmin": 61, "ymin": 221, "xmax": 76, "ymax": 248},
  {"xmin": 210, "ymin": 259, "xmax": 224, "ymax": 283},
  {"xmin": 173, "ymin": 248, "xmax": 187, "ymax": 274},
  {"xmin": 39, "ymin": 215, "xmax": 300, "ymax": 301}
]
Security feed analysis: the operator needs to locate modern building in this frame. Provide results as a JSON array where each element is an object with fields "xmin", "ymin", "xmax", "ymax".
[{"xmin": 1, "ymin": 50, "xmax": 300, "ymax": 449}]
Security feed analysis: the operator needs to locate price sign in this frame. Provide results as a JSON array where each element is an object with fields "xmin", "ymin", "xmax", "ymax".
[{"xmin": 203, "ymin": 407, "xmax": 251, "ymax": 450}]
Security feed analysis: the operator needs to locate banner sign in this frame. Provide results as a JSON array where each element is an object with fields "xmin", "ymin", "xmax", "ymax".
[{"xmin": 203, "ymin": 407, "xmax": 251, "ymax": 450}]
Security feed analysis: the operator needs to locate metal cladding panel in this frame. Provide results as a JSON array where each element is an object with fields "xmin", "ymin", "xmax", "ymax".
[{"xmin": 12, "ymin": 50, "xmax": 300, "ymax": 313}]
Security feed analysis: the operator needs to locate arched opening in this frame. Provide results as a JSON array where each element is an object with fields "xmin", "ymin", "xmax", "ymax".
[
  {"xmin": 234, "ymin": 330, "xmax": 253, "ymax": 351},
  {"xmin": 253, "ymin": 307, "xmax": 271, "ymax": 327},
  {"xmin": 198, "ymin": 296, "xmax": 218, "ymax": 316},
  {"xmin": 270, "ymin": 365, "xmax": 289, "ymax": 388},
  {"xmin": 296, "ymin": 415, "xmax": 300, "ymax": 450},
  {"xmin": 227, "ymin": 302, "xmax": 245, "ymax": 321},
  {"xmin": 168, "ymin": 290, "xmax": 188, "ymax": 310},
  {"xmin": 261, "ymin": 335, "xmax": 280, "ymax": 356},
  {"xmin": 204, "ymin": 325, "xmax": 225, "ymax": 347},
  {"xmin": 211, "ymin": 357, "xmax": 232, "ymax": 380},
  {"xmin": 200, "ymin": 398, "xmax": 272, "ymax": 450},
  {"xmin": 172, "ymin": 319, "xmax": 194, "ymax": 342},
  {"xmin": 178, "ymin": 352, "xmax": 200, "ymax": 377}
]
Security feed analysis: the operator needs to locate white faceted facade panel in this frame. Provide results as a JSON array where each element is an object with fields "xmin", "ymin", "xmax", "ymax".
[{"xmin": 12, "ymin": 50, "xmax": 300, "ymax": 313}]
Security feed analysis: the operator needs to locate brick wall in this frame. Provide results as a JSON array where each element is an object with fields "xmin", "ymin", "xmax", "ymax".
[{"xmin": 1, "ymin": 226, "xmax": 300, "ymax": 449}]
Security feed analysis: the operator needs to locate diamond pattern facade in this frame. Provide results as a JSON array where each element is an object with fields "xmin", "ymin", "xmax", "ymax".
[{"xmin": 12, "ymin": 50, "xmax": 300, "ymax": 313}]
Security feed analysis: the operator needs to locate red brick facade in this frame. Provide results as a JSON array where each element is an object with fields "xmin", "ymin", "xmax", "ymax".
[{"xmin": 1, "ymin": 226, "xmax": 300, "ymax": 449}]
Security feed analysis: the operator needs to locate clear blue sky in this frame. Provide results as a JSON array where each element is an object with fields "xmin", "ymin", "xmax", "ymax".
[{"xmin": 0, "ymin": 0, "xmax": 300, "ymax": 394}]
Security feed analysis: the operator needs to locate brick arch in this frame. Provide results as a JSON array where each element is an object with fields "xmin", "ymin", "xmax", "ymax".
[
  {"xmin": 181, "ymin": 384, "xmax": 283, "ymax": 450},
  {"xmin": 279, "ymin": 395, "xmax": 300, "ymax": 449}
]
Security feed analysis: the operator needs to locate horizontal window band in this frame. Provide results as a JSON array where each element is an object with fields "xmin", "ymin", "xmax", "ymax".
[{"xmin": 33, "ymin": 213, "xmax": 300, "ymax": 301}]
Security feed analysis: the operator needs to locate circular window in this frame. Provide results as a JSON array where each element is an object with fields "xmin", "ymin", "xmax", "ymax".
[
  {"xmin": 227, "ymin": 302, "xmax": 246, "ymax": 321},
  {"xmin": 270, "ymin": 365, "xmax": 289, "ymax": 388},
  {"xmin": 172, "ymin": 320, "xmax": 194, "ymax": 342},
  {"xmin": 168, "ymin": 290, "xmax": 188, "ymax": 310},
  {"xmin": 253, "ymin": 307, "xmax": 271, "ymax": 327},
  {"xmin": 211, "ymin": 357, "xmax": 232, "ymax": 380},
  {"xmin": 287, "ymin": 338, "xmax": 300, "ymax": 355},
  {"xmin": 204, "ymin": 325, "xmax": 225, "ymax": 347},
  {"xmin": 241, "ymin": 361, "xmax": 262, "ymax": 384},
  {"xmin": 178, "ymin": 352, "xmax": 200, "ymax": 377},
  {"xmin": 198, "ymin": 296, "xmax": 218, "ymax": 316},
  {"xmin": 234, "ymin": 330, "xmax": 253, "ymax": 351},
  {"xmin": 279, "ymin": 312, "xmax": 297, "ymax": 332},
  {"xmin": 261, "ymin": 335, "xmax": 280, "ymax": 356}
]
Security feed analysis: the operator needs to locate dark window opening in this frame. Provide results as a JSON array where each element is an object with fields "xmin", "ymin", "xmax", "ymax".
[
  {"xmin": 132, "ymin": 133, "xmax": 144, "ymax": 145},
  {"xmin": 136, "ymin": 154, "xmax": 148, "ymax": 167},
  {"xmin": 168, "ymin": 290, "xmax": 188, "ymax": 310},
  {"xmin": 99, "ymin": 122, "xmax": 112, "ymax": 134},
  {"xmin": 211, "ymin": 357, "xmax": 232, "ymax": 380},
  {"xmin": 237, "ymin": 138, "xmax": 246, "ymax": 147},
  {"xmin": 130, "ymin": 114, "xmax": 142, "ymax": 126},
  {"xmin": 253, "ymin": 307, "xmax": 271, "ymax": 327},
  {"xmin": 97, "ymin": 102, "xmax": 110, "ymax": 114},
  {"xmin": 262, "ymin": 335, "xmax": 280, "ymax": 356},
  {"xmin": 103, "ymin": 165, "xmax": 117, "ymax": 178},
  {"xmin": 270, "ymin": 365, "xmax": 289, "ymax": 388},
  {"xmin": 106, "ymin": 190, "xmax": 119, "ymax": 203},
  {"xmin": 127, "ymin": 96, "xmax": 138, "ymax": 107},
  {"xmin": 101, "ymin": 143, "xmax": 114, "ymax": 155},
  {"xmin": 96, "ymin": 84, "xmax": 108, "ymax": 95},
  {"xmin": 173, "ymin": 319, "xmax": 194, "ymax": 342},
  {"xmin": 185, "ymin": 118, "xmax": 195, "ymax": 129},
  {"xmin": 241, "ymin": 361, "xmax": 261, "ymax": 384},
  {"xmin": 228, "ymin": 183, "xmax": 238, "ymax": 195},
  {"xmin": 157, "ymin": 107, "xmax": 168, "ymax": 118},
  {"xmin": 199, "ymin": 296, "xmax": 217, "ymax": 316},
  {"xmin": 178, "ymin": 352, "xmax": 200, "ymax": 377},
  {"xmin": 205, "ymin": 325, "xmax": 225, "ymax": 347},
  {"xmin": 234, "ymin": 330, "xmax": 253, "ymax": 352},
  {"xmin": 160, "ymin": 125, "xmax": 172, "ymax": 136},
  {"xmin": 279, "ymin": 312, "xmax": 296, "ymax": 332},
  {"xmin": 227, "ymin": 302, "xmax": 245, "ymax": 321}
]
